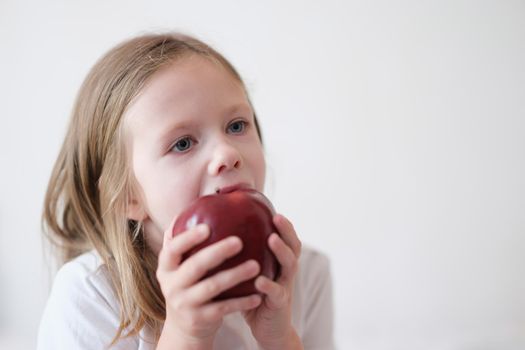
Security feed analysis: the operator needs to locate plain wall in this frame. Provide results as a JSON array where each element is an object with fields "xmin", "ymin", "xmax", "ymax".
[{"xmin": 1, "ymin": 0, "xmax": 524, "ymax": 349}]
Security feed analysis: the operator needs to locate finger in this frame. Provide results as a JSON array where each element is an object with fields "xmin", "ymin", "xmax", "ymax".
[
  {"xmin": 273, "ymin": 214, "xmax": 301, "ymax": 258},
  {"xmin": 162, "ymin": 215, "xmax": 179, "ymax": 248},
  {"xmin": 198, "ymin": 294, "xmax": 262, "ymax": 323},
  {"xmin": 158, "ymin": 224, "xmax": 210, "ymax": 273},
  {"xmin": 268, "ymin": 233, "xmax": 298, "ymax": 282},
  {"xmin": 186, "ymin": 259, "xmax": 260, "ymax": 304},
  {"xmin": 174, "ymin": 236, "xmax": 244, "ymax": 288},
  {"xmin": 254, "ymin": 275, "xmax": 289, "ymax": 310}
]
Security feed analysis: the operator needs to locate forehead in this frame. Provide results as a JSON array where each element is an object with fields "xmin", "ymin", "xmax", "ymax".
[{"xmin": 123, "ymin": 55, "xmax": 249, "ymax": 139}]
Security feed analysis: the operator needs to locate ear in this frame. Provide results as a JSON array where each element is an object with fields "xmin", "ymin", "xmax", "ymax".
[{"xmin": 127, "ymin": 197, "xmax": 149, "ymax": 221}]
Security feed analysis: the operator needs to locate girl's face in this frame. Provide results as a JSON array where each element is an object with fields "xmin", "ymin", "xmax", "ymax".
[{"xmin": 123, "ymin": 55, "xmax": 266, "ymax": 254}]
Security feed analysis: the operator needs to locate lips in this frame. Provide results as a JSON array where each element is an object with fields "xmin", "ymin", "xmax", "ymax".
[{"xmin": 215, "ymin": 183, "xmax": 252, "ymax": 194}]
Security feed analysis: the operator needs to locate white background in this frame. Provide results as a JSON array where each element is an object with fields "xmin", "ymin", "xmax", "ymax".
[{"xmin": 1, "ymin": 0, "xmax": 524, "ymax": 349}]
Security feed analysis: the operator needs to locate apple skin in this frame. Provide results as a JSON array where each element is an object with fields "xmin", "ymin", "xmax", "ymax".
[{"xmin": 172, "ymin": 188, "xmax": 279, "ymax": 300}]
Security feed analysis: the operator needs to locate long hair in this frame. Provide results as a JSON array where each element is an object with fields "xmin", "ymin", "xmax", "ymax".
[{"xmin": 42, "ymin": 32, "xmax": 262, "ymax": 344}]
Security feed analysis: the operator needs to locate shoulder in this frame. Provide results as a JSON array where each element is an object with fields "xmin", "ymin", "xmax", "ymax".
[
  {"xmin": 298, "ymin": 245, "xmax": 331, "ymax": 270},
  {"xmin": 294, "ymin": 244, "xmax": 333, "ymax": 309},
  {"xmin": 297, "ymin": 244, "xmax": 332, "ymax": 286},
  {"xmin": 37, "ymin": 251, "xmax": 137, "ymax": 349},
  {"xmin": 50, "ymin": 251, "xmax": 118, "ymax": 313},
  {"xmin": 50, "ymin": 251, "xmax": 116, "ymax": 306},
  {"xmin": 294, "ymin": 245, "xmax": 336, "ymax": 349}
]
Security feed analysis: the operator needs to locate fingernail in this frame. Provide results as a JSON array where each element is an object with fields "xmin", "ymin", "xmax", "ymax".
[
  {"xmin": 254, "ymin": 276, "xmax": 265, "ymax": 289},
  {"xmin": 247, "ymin": 260, "xmax": 260, "ymax": 273},
  {"xmin": 228, "ymin": 236, "xmax": 242, "ymax": 245},
  {"xmin": 252, "ymin": 295, "xmax": 262, "ymax": 305},
  {"xmin": 196, "ymin": 224, "xmax": 209, "ymax": 236}
]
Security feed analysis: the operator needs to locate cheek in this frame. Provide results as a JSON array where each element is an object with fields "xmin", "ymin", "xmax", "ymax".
[
  {"xmin": 145, "ymin": 161, "xmax": 202, "ymax": 228},
  {"xmin": 248, "ymin": 143, "xmax": 266, "ymax": 190},
  {"xmin": 132, "ymin": 156, "xmax": 169, "ymax": 220}
]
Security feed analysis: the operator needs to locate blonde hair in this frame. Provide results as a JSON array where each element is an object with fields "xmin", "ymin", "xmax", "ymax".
[{"xmin": 42, "ymin": 32, "xmax": 262, "ymax": 345}]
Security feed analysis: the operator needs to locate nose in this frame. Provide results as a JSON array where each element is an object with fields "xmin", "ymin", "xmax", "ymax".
[{"xmin": 207, "ymin": 141, "xmax": 242, "ymax": 176}]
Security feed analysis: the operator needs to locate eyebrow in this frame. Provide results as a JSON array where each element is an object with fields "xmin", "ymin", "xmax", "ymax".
[
  {"xmin": 155, "ymin": 103, "xmax": 253, "ymax": 145},
  {"xmin": 156, "ymin": 119, "xmax": 197, "ymax": 147},
  {"xmin": 221, "ymin": 103, "xmax": 253, "ymax": 118}
]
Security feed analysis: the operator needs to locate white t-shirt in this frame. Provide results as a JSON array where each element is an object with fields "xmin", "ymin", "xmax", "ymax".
[{"xmin": 37, "ymin": 246, "xmax": 335, "ymax": 349}]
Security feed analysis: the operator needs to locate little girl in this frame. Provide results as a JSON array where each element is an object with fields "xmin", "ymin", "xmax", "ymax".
[{"xmin": 37, "ymin": 32, "xmax": 334, "ymax": 350}]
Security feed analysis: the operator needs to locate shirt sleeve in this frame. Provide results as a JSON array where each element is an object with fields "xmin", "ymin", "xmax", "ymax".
[
  {"xmin": 300, "ymin": 249, "xmax": 336, "ymax": 350},
  {"xmin": 36, "ymin": 256, "xmax": 138, "ymax": 350}
]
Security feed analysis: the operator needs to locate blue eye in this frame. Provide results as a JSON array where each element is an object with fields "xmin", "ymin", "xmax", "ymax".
[
  {"xmin": 172, "ymin": 136, "xmax": 194, "ymax": 153},
  {"xmin": 227, "ymin": 120, "xmax": 247, "ymax": 134}
]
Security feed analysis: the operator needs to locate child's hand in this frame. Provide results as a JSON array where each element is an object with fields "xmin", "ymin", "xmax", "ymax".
[
  {"xmin": 156, "ymin": 222, "xmax": 262, "ymax": 349},
  {"xmin": 243, "ymin": 214, "xmax": 303, "ymax": 350}
]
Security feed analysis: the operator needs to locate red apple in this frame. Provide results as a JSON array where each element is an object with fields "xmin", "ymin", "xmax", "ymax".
[{"xmin": 172, "ymin": 188, "xmax": 279, "ymax": 300}]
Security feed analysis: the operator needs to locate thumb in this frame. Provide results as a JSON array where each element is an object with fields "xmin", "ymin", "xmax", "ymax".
[{"xmin": 163, "ymin": 216, "xmax": 179, "ymax": 248}]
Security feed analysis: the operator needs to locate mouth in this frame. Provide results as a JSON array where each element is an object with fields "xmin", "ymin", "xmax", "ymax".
[{"xmin": 215, "ymin": 183, "xmax": 252, "ymax": 194}]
